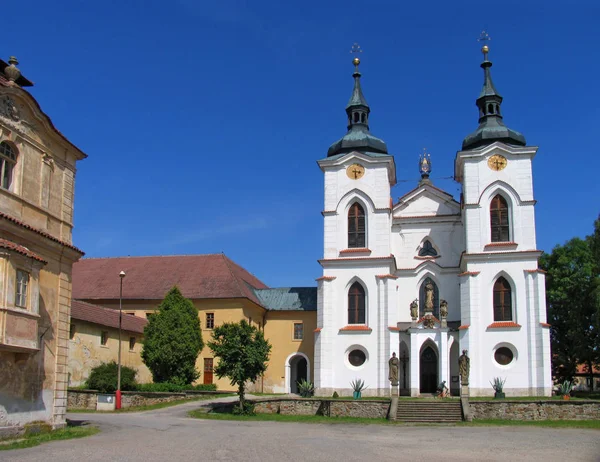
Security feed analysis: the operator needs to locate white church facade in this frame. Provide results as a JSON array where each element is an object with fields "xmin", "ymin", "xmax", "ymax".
[{"xmin": 313, "ymin": 45, "xmax": 552, "ymax": 397}]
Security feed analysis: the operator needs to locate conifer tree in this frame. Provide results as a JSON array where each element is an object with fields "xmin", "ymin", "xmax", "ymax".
[{"xmin": 141, "ymin": 286, "xmax": 204, "ymax": 384}]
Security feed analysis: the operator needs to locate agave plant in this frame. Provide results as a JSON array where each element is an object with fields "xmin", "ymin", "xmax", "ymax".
[
  {"xmin": 350, "ymin": 378, "xmax": 368, "ymax": 393},
  {"xmin": 558, "ymin": 380, "xmax": 573, "ymax": 397},
  {"xmin": 297, "ymin": 379, "xmax": 315, "ymax": 398},
  {"xmin": 490, "ymin": 377, "xmax": 507, "ymax": 393}
]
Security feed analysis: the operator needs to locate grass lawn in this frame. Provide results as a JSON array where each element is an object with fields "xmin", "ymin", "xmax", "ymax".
[
  {"xmin": 464, "ymin": 419, "xmax": 600, "ymax": 429},
  {"xmin": 189, "ymin": 409, "xmax": 600, "ymax": 429},
  {"xmin": 68, "ymin": 394, "xmax": 235, "ymax": 413},
  {"xmin": 469, "ymin": 395, "xmax": 595, "ymax": 401},
  {"xmin": 0, "ymin": 425, "xmax": 99, "ymax": 451}
]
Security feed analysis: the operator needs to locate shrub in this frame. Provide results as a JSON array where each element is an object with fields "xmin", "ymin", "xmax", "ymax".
[
  {"xmin": 297, "ymin": 379, "xmax": 314, "ymax": 398},
  {"xmin": 232, "ymin": 401, "xmax": 255, "ymax": 416},
  {"xmin": 135, "ymin": 382, "xmax": 218, "ymax": 393},
  {"xmin": 86, "ymin": 361, "xmax": 137, "ymax": 393},
  {"xmin": 490, "ymin": 377, "xmax": 507, "ymax": 393},
  {"xmin": 558, "ymin": 380, "xmax": 573, "ymax": 396},
  {"xmin": 350, "ymin": 378, "xmax": 368, "ymax": 393},
  {"xmin": 332, "ymin": 391, "xmax": 339, "ymax": 398}
]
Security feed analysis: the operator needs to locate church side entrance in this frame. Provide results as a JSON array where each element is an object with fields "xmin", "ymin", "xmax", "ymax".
[
  {"xmin": 420, "ymin": 346, "xmax": 438, "ymax": 393},
  {"xmin": 289, "ymin": 355, "xmax": 308, "ymax": 394}
]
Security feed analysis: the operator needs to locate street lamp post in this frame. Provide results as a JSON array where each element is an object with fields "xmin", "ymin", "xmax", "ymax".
[{"xmin": 116, "ymin": 270, "xmax": 126, "ymax": 409}]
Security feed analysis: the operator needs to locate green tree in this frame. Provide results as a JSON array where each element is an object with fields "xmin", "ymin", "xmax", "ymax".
[
  {"xmin": 141, "ymin": 286, "xmax": 204, "ymax": 384},
  {"xmin": 540, "ymin": 232, "xmax": 600, "ymax": 384},
  {"xmin": 208, "ymin": 320, "xmax": 271, "ymax": 413}
]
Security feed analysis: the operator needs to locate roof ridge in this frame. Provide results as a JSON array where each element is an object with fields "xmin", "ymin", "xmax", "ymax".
[{"xmin": 80, "ymin": 253, "xmax": 224, "ymax": 261}]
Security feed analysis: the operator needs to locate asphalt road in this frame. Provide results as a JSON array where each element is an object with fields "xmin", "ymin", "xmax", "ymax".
[{"xmin": 2, "ymin": 397, "xmax": 599, "ymax": 462}]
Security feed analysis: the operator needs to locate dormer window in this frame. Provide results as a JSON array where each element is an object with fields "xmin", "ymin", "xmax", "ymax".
[
  {"xmin": 418, "ymin": 240, "xmax": 438, "ymax": 257},
  {"xmin": 0, "ymin": 141, "xmax": 17, "ymax": 190}
]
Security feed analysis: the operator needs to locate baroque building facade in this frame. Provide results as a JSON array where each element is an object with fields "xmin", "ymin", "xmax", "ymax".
[
  {"xmin": 0, "ymin": 57, "xmax": 86, "ymax": 434},
  {"xmin": 314, "ymin": 46, "xmax": 552, "ymax": 397}
]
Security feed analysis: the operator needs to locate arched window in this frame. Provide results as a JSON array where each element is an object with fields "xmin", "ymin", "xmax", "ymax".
[
  {"xmin": 0, "ymin": 141, "xmax": 17, "ymax": 190},
  {"xmin": 348, "ymin": 282, "xmax": 366, "ymax": 324},
  {"xmin": 490, "ymin": 194, "xmax": 509, "ymax": 242},
  {"xmin": 361, "ymin": 113, "xmax": 366, "ymax": 123},
  {"xmin": 418, "ymin": 240, "xmax": 438, "ymax": 257},
  {"xmin": 493, "ymin": 277, "xmax": 512, "ymax": 321},
  {"xmin": 353, "ymin": 112, "xmax": 359, "ymax": 123},
  {"xmin": 348, "ymin": 202, "xmax": 366, "ymax": 248},
  {"xmin": 419, "ymin": 277, "xmax": 439, "ymax": 318}
]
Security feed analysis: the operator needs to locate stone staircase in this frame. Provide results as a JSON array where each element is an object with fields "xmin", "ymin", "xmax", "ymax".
[{"xmin": 395, "ymin": 400, "xmax": 463, "ymax": 423}]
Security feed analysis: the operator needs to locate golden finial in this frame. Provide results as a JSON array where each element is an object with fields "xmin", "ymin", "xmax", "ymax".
[
  {"xmin": 350, "ymin": 43, "xmax": 363, "ymax": 71},
  {"xmin": 478, "ymin": 30, "xmax": 491, "ymax": 59}
]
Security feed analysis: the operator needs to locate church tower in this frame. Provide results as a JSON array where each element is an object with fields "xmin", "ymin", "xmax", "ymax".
[
  {"xmin": 454, "ymin": 38, "xmax": 552, "ymax": 396},
  {"xmin": 314, "ymin": 52, "xmax": 397, "ymax": 396}
]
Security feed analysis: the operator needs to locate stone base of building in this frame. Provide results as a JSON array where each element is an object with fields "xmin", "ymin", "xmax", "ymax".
[
  {"xmin": 467, "ymin": 387, "xmax": 553, "ymax": 397},
  {"xmin": 315, "ymin": 387, "xmax": 391, "ymax": 398}
]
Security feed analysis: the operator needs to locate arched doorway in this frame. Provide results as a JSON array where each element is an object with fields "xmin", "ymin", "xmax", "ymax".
[
  {"xmin": 420, "ymin": 346, "xmax": 438, "ymax": 393},
  {"xmin": 289, "ymin": 354, "xmax": 308, "ymax": 394}
]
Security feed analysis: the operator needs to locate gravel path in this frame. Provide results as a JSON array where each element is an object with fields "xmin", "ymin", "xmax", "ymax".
[{"xmin": 2, "ymin": 396, "xmax": 599, "ymax": 462}]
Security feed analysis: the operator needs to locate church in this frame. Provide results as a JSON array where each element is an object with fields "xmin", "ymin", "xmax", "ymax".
[{"xmin": 313, "ymin": 42, "xmax": 552, "ymax": 397}]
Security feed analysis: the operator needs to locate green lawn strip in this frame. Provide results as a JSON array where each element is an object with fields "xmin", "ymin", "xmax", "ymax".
[
  {"xmin": 68, "ymin": 394, "xmax": 235, "ymax": 413},
  {"xmin": 463, "ymin": 419, "xmax": 600, "ymax": 429},
  {"xmin": 0, "ymin": 426, "xmax": 99, "ymax": 451},
  {"xmin": 188, "ymin": 410, "xmax": 391, "ymax": 425},
  {"xmin": 469, "ymin": 396, "xmax": 590, "ymax": 401}
]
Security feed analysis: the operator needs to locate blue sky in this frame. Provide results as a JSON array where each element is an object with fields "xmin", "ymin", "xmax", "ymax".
[{"xmin": 4, "ymin": 1, "xmax": 599, "ymax": 287}]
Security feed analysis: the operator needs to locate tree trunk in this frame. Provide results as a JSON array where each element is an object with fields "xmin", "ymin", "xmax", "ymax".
[
  {"xmin": 238, "ymin": 382, "xmax": 245, "ymax": 413},
  {"xmin": 587, "ymin": 360, "xmax": 594, "ymax": 392}
]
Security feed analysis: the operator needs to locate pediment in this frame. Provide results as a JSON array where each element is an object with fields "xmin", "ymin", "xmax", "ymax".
[
  {"xmin": 0, "ymin": 87, "xmax": 86, "ymax": 160},
  {"xmin": 393, "ymin": 184, "xmax": 460, "ymax": 218}
]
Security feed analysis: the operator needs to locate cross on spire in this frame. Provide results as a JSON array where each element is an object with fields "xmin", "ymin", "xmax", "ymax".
[
  {"xmin": 478, "ymin": 30, "xmax": 491, "ymax": 59},
  {"xmin": 350, "ymin": 43, "xmax": 363, "ymax": 71}
]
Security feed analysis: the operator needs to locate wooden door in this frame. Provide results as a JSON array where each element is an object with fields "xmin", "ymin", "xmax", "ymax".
[
  {"xmin": 420, "ymin": 346, "xmax": 438, "ymax": 393},
  {"xmin": 203, "ymin": 358, "xmax": 214, "ymax": 385}
]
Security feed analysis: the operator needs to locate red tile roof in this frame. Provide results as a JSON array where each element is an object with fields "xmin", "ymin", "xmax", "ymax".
[
  {"xmin": 0, "ymin": 211, "xmax": 84, "ymax": 254},
  {"xmin": 487, "ymin": 322, "xmax": 522, "ymax": 329},
  {"xmin": 339, "ymin": 325, "xmax": 372, "ymax": 332},
  {"xmin": 72, "ymin": 254, "xmax": 268, "ymax": 305},
  {"xmin": 71, "ymin": 300, "xmax": 147, "ymax": 334},
  {"xmin": 0, "ymin": 238, "xmax": 47, "ymax": 263},
  {"xmin": 576, "ymin": 363, "xmax": 600, "ymax": 375}
]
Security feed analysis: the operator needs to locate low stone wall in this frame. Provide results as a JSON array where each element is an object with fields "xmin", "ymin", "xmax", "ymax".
[
  {"xmin": 251, "ymin": 398, "xmax": 390, "ymax": 419},
  {"xmin": 470, "ymin": 400, "xmax": 600, "ymax": 420},
  {"xmin": 67, "ymin": 389, "xmax": 224, "ymax": 410}
]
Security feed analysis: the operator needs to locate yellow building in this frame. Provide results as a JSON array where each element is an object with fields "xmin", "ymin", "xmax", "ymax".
[
  {"xmin": 68, "ymin": 300, "xmax": 151, "ymax": 386},
  {"xmin": 71, "ymin": 254, "xmax": 317, "ymax": 393},
  {"xmin": 0, "ymin": 57, "xmax": 86, "ymax": 434}
]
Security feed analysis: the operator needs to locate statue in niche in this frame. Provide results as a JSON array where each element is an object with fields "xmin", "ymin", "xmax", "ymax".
[
  {"xmin": 424, "ymin": 281, "xmax": 434, "ymax": 312},
  {"xmin": 388, "ymin": 352, "xmax": 399, "ymax": 386},
  {"xmin": 459, "ymin": 349, "xmax": 470, "ymax": 386},
  {"xmin": 440, "ymin": 299, "xmax": 448, "ymax": 319},
  {"xmin": 410, "ymin": 300, "xmax": 419, "ymax": 319}
]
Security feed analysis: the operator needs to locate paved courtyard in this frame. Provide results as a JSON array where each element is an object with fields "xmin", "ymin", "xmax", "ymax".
[{"xmin": 3, "ymin": 398, "xmax": 599, "ymax": 462}]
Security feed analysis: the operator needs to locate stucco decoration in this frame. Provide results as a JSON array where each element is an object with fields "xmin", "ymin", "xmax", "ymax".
[{"xmin": 0, "ymin": 95, "xmax": 19, "ymax": 121}]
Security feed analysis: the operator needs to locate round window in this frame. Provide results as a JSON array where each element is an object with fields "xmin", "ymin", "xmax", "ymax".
[
  {"xmin": 348, "ymin": 349, "xmax": 366, "ymax": 367},
  {"xmin": 494, "ymin": 347, "xmax": 514, "ymax": 365}
]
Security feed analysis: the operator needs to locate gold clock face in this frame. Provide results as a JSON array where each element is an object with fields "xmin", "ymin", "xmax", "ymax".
[
  {"xmin": 346, "ymin": 163, "xmax": 365, "ymax": 180},
  {"xmin": 488, "ymin": 154, "xmax": 508, "ymax": 171}
]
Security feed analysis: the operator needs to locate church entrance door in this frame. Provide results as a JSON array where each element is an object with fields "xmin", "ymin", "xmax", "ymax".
[
  {"xmin": 289, "ymin": 355, "xmax": 308, "ymax": 393},
  {"xmin": 420, "ymin": 346, "xmax": 438, "ymax": 393}
]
